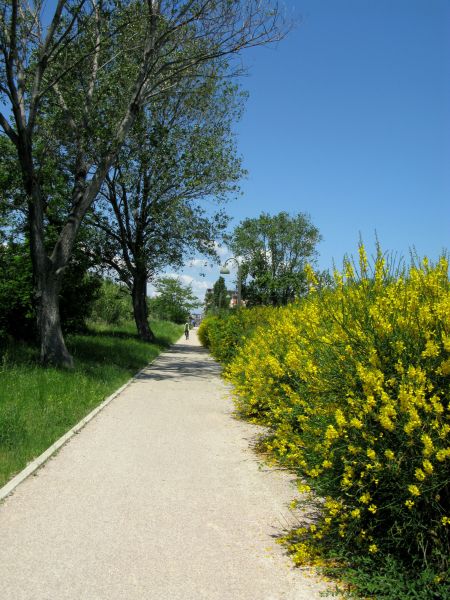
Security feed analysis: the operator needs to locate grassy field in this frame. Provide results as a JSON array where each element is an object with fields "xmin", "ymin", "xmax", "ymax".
[{"xmin": 0, "ymin": 320, "xmax": 183, "ymax": 488}]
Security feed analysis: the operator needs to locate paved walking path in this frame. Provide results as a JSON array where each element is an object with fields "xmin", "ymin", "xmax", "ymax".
[{"xmin": 0, "ymin": 333, "xmax": 329, "ymax": 600}]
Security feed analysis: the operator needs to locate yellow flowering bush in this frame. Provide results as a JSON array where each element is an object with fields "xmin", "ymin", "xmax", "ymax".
[{"xmin": 202, "ymin": 248, "xmax": 450, "ymax": 577}]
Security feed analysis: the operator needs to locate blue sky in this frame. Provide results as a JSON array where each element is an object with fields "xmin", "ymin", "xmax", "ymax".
[{"xmin": 179, "ymin": 0, "xmax": 450, "ymax": 299}]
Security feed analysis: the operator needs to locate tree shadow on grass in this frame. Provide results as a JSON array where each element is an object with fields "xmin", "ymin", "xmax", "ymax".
[
  {"xmin": 82, "ymin": 329, "xmax": 140, "ymax": 341},
  {"xmin": 67, "ymin": 333, "xmax": 168, "ymax": 373},
  {"xmin": 81, "ymin": 324, "xmax": 179, "ymax": 348}
]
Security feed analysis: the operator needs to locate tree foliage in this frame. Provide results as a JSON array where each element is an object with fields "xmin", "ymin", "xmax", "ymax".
[
  {"xmin": 89, "ymin": 62, "xmax": 243, "ymax": 340},
  {"xmin": 228, "ymin": 212, "xmax": 322, "ymax": 306},
  {"xmin": 148, "ymin": 277, "xmax": 201, "ymax": 324},
  {"xmin": 89, "ymin": 279, "xmax": 132, "ymax": 325},
  {"xmin": 0, "ymin": 139, "xmax": 100, "ymax": 340},
  {"xmin": 213, "ymin": 276, "xmax": 229, "ymax": 309},
  {"xmin": 208, "ymin": 275, "xmax": 232, "ymax": 312},
  {"xmin": 0, "ymin": 0, "xmax": 285, "ymax": 365}
]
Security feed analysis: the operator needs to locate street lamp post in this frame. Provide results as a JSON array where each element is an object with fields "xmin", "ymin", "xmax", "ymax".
[{"xmin": 220, "ymin": 257, "xmax": 242, "ymax": 307}]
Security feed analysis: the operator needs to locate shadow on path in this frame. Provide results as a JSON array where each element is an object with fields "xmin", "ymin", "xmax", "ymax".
[{"xmin": 137, "ymin": 342, "xmax": 222, "ymax": 381}]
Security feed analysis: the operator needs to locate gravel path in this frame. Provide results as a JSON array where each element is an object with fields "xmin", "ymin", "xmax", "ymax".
[{"xmin": 0, "ymin": 332, "xmax": 330, "ymax": 600}]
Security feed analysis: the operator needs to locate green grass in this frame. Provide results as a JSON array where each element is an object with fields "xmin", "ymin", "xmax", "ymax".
[
  {"xmin": 0, "ymin": 320, "xmax": 183, "ymax": 488},
  {"xmin": 320, "ymin": 553, "xmax": 449, "ymax": 599}
]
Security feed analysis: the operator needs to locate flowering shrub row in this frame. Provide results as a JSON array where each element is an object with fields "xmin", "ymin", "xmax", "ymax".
[
  {"xmin": 198, "ymin": 306, "xmax": 271, "ymax": 365},
  {"xmin": 200, "ymin": 248, "xmax": 450, "ymax": 583}
]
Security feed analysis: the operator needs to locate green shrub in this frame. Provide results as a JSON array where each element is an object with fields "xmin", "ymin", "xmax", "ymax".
[
  {"xmin": 89, "ymin": 279, "xmax": 132, "ymax": 325},
  {"xmin": 0, "ymin": 242, "xmax": 101, "ymax": 342},
  {"xmin": 198, "ymin": 307, "xmax": 271, "ymax": 364},
  {"xmin": 0, "ymin": 242, "xmax": 35, "ymax": 340},
  {"xmin": 197, "ymin": 317, "xmax": 212, "ymax": 348}
]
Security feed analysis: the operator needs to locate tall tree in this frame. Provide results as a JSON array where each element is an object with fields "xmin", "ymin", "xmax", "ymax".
[
  {"xmin": 212, "ymin": 276, "xmax": 229, "ymax": 310},
  {"xmin": 227, "ymin": 212, "xmax": 322, "ymax": 306},
  {"xmin": 0, "ymin": 0, "xmax": 285, "ymax": 366},
  {"xmin": 89, "ymin": 65, "xmax": 242, "ymax": 341}
]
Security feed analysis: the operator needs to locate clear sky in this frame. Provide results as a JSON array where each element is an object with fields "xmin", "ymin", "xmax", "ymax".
[{"xmin": 178, "ymin": 0, "xmax": 450, "ymax": 300}]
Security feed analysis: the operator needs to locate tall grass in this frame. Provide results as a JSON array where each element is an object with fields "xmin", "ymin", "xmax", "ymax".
[{"xmin": 0, "ymin": 320, "xmax": 183, "ymax": 488}]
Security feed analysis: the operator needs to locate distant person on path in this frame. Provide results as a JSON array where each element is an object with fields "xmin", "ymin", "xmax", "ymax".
[{"xmin": 184, "ymin": 322, "xmax": 190, "ymax": 340}]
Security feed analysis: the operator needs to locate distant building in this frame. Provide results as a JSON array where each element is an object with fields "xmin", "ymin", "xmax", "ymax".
[
  {"xmin": 203, "ymin": 287, "xmax": 243, "ymax": 311},
  {"xmin": 229, "ymin": 291, "xmax": 238, "ymax": 307}
]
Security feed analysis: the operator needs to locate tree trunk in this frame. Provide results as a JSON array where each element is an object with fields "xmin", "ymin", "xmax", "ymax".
[
  {"xmin": 38, "ymin": 267, "xmax": 73, "ymax": 368},
  {"xmin": 18, "ymin": 140, "xmax": 73, "ymax": 368},
  {"xmin": 132, "ymin": 275, "xmax": 155, "ymax": 343}
]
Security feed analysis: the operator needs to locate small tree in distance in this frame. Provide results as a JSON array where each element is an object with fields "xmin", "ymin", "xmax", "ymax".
[
  {"xmin": 148, "ymin": 277, "xmax": 201, "ymax": 324},
  {"xmin": 204, "ymin": 276, "xmax": 232, "ymax": 313},
  {"xmin": 227, "ymin": 212, "xmax": 322, "ymax": 306},
  {"xmin": 213, "ymin": 277, "xmax": 230, "ymax": 310}
]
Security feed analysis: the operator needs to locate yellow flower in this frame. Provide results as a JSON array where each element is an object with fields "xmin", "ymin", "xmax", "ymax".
[
  {"xmin": 359, "ymin": 493, "xmax": 371, "ymax": 504},
  {"xmin": 438, "ymin": 358, "xmax": 450, "ymax": 376},
  {"xmin": 421, "ymin": 339, "xmax": 440, "ymax": 358},
  {"xmin": 405, "ymin": 499, "xmax": 415, "ymax": 510},
  {"xmin": 442, "ymin": 516, "xmax": 450, "ymax": 526},
  {"xmin": 384, "ymin": 449, "xmax": 395, "ymax": 460},
  {"xmin": 325, "ymin": 425, "xmax": 339, "ymax": 442},
  {"xmin": 308, "ymin": 468, "xmax": 320, "ymax": 478},
  {"xmin": 350, "ymin": 417, "xmax": 363, "ymax": 429},
  {"xmin": 368, "ymin": 504, "xmax": 377, "ymax": 514},
  {"xmin": 298, "ymin": 483, "xmax": 311, "ymax": 494},
  {"xmin": 335, "ymin": 409, "xmax": 347, "ymax": 428},
  {"xmin": 423, "ymin": 459, "xmax": 434, "ymax": 474},
  {"xmin": 368, "ymin": 544, "xmax": 378, "ymax": 553},
  {"xmin": 421, "ymin": 434, "xmax": 434, "ymax": 457},
  {"xmin": 408, "ymin": 484, "xmax": 421, "ymax": 497},
  {"xmin": 344, "ymin": 260, "xmax": 355, "ymax": 280},
  {"xmin": 393, "ymin": 340, "xmax": 405, "ymax": 354},
  {"xmin": 358, "ymin": 244, "xmax": 368, "ymax": 276},
  {"xmin": 415, "ymin": 468, "xmax": 426, "ymax": 481},
  {"xmin": 366, "ymin": 448, "xmax": 376, "ymax": 460},
  {"xmin": 436, "ymin": 448, "xmax": 450, "ymax": 462},
  {"xmin": 304, "ymin": 263, "xmax": 319, "ymax": 289}
]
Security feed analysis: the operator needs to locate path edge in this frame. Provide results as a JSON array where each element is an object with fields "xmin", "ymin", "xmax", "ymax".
[{"xmin": 0, "ymin": 336, "xmax": 184, "ymax": 502}]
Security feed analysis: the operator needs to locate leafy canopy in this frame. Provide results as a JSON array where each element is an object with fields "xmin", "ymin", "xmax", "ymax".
[
  {"xmin": 227, "ymin": 212, "xmax": 322, "ymax": 306},
  {"xmin": 149, "ymin": 276, "xmax": 201, "ymax": 324}
]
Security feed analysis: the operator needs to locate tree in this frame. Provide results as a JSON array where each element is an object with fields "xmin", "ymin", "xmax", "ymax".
[
  {"xmin": 0, "ymin": 137, "xmax": 101, "ymax": 340},
  {"xmin": 204, "ymin": 276, "xmax": 233, "ymax": 313},
  {"xmin": 227, "ymin": 212, "xmax": 322, "ymax": 306},
  {"xmin": 212, "ymin": 276, "xmax": 230, "ymax": 310},
  {"xmin": 0, "ymin": 0, "xmax": 285, "ymax": 366},
  {"xmin": 89, "ymin": 279, "xmax": 132, "ymax": 326},
  {"xmin": 148, "ymin": 277, "xmax": 201, "ymax": 324},
  {"xmin": 89, "ymin": 62, "xmax": 242, "ymax": 342}
]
